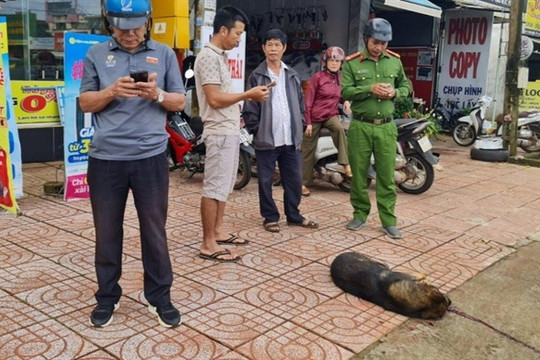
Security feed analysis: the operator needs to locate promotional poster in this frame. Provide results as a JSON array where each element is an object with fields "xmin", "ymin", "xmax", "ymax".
[
  {"xmin": 62, "ymin": 32, "xmax": 108, "ymax": 201},
  {"xmin": 0, "ymin": 16, "xmax": 20, "ymax": 213},
  {"xmin": 436, "ymin": 9, "xmax": 494, "ymax": 114}
]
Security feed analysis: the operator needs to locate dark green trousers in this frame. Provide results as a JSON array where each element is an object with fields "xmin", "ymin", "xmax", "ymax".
[{"xmin": 347, "ymin": 120, "xmax": 398, "ymax": 226}]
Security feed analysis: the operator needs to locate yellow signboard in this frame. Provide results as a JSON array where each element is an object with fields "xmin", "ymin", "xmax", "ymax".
[
  {"xmin": 520, "ymin": 81, "xmax": 540, "ymax": 111},
  {"xmin": 525, "ymin": 0, "xmax": 540, "ymax": 37},
  {"xmin": 11, "ymin": 80, "xmax": 63, "ymax": 124}
]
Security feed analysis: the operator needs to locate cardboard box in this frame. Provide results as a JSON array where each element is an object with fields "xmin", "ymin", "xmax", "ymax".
[
  {"xmin": 151, "ymin": 16, "xmax": 189, "ymax": 49},
  {"xmin": 152, "ymin": 0, "xmax": 188, "ymax": 18}
]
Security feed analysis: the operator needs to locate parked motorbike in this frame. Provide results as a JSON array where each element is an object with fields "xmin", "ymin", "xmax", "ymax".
[
  {"xmin": 166, "ymin": 111, "xmax": 254, "ymax": 190},
  {"xmin": 452, "ymin": 95, "xmax": 493, "ymax": 146},
  {"xmin": 367, "ymin": 117, "xmax": 439, "ymax": 194},
  {"xmin": 497, "ymin": 111, "xmax": 540, "ymax": 153},
  {"xmin": 311, "ymin": 126, "xmax": 352, "ymax": 192},
  {"xmin": 315, "ymin": 117, "xmax": 438, "ymax": 194}
]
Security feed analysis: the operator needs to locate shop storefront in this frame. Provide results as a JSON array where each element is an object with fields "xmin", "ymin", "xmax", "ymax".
[{"xmin": 1, "ymin": 0, "xmax": 103, "ymax": 162}]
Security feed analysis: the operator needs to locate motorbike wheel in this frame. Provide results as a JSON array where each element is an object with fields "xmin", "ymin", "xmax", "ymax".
[
  {"xmin": 397, "ymin": 153, "xmax": 434, "ymax": 194},
  {"xmin": 234, "ymin": 150, "xmax": 252, "ymax": 190},
  {"xmin": 452, "ymin": 123, "xmax": 476, "ymax": 146}
]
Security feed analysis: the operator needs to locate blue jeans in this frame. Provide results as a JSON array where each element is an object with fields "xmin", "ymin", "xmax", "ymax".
[
  {"xmin": 255, "ymin": 145, "xmax": 304, "ymax": 224},
  {"xmin": 87, "ymin": 152, "xmax": 173, "ymax": 307}
]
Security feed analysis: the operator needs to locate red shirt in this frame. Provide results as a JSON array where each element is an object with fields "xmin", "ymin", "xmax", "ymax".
[{"xmin": 304, "ymin": 70, "xmax": 342, "ymax": 125}]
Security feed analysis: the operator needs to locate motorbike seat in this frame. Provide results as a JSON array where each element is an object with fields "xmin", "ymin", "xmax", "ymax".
[{"xmin": 395, "ymin": 118, "xmax": 422, "ymax": 129}]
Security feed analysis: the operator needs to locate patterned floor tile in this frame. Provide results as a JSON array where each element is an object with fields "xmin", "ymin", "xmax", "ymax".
[
  {"xmin": 400, "ymin": 222, "xmax": 460, "ymax": 243},
  {"xmin": 276, "ymin": 235, "xmax": 347, "ymax": 262},
  {"xmin": 290, "ymin": 297, "xmax": 403, "ymax": 354},
  {"xmin": 233, "ymin": 278, "xmax": 329, "ymax": 321},
  {"xmin": 0, "ymin": 243, "xmax": 44, "ymax": 269},
  {"xmin": 240, "ymin": 246, "xmax": 311, "ymax": 276},
  {"xmin": 279, "ymin": 262, "xmax": 340, "ymax": 298},
  {"xmin": 15, "ymin": 231, "xmax": 94, "ymax": 259},
  {"xmin": 18, "ymin": 275, "xmax": 96, "ymax": 319},
  {"xmin": 58, "ymin": 298, "xmax": 156, "ymax": 348},
  {"xmin": 0, "ymin": 296, "xmax": 50, "ymax": 336},
  {"xmin": 167, "ymin": 222, "xmax": 204, "ymax": 248},
  {"xmin": 349, "ymin": 239, "xmax": 423, "ymax": 268},
  {"xmin": 188, "ymin": 264, "xmax": 273, "ymax": 295},
  {"xmin": 0, "ymin": 222, "xmax": 67, "ymax": 243},
  {"xmin": 106, "ymin": 326, "xmax": 231, "ymax": 360},
  {"xmin": 399, "ymin": 253, "xmax": 479, "ymax": 293},
  {"xmin": 236, "ymin": 321, "xmax": 354, "ymax": 360},
  {"xmin": 128, "ymin": 275, "xmax": 228, "ymax": 313},
  {"xmin": 19, "ymin": 202, "xmax": 84, "ymax": 222},
  {"xmin": 74, "ymin": 349, "xmax": 118, "ymax": 359},
  {"xmin": 0, "ymin": 212, "xmax": 38, "ymax": 231},
  {"xmin": 0, "ymin": 258, "xmax": 81, "ymax": 295},
  {"xmin": 309, "ymin": 226, "xmax": 373, "ymax": 249},
  {"xmin": 428, "ymin": 235, "xmax": 514, "ymax": 271},
  {"xmin": 187, "ymin": 297, "xmax": 284, "ymax": 348},
  {"xmin": 43, "ymin": 212, "xmax": 96, "ymax": 233},
  {"xmin": 0, "ymin": 319, "xmax": 97, "ymax": 360}
]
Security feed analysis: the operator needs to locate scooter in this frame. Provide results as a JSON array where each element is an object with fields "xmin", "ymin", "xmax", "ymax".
[
  {"xmin": 311, "ymin": 126, "xmax": 352, "ymax": 192},
  {"xmin": 367, "ymin": 117, "xmax": 439, "ymax": 194},
  {"xmin": 166, "ymin": 68, "xmax": 254, "ymax": 190},
  {"xmin": 315, "ymin": 117, "xmax": 439, "ymax": 194},
  {"xmin": 452, "ymin": 95, "xmax": 493, "ymax": 146},
  {"xmin": 497, "ymin": 110, "xmax": 540, "ymax": 153}
]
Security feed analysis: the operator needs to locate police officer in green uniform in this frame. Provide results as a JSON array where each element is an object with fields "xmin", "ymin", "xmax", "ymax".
[{"xmin": 341, "ymin": 18, "xmax": 411, "ymax": 239}]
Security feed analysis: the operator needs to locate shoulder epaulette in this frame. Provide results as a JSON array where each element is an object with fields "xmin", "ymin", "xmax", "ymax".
[
  {"xmin": 345, "ymin": 52, "xmax": 364, "ymax": 62},
  {"xmin": 386, "ymin": 49, "xmax": 401, "ymax": 58}
]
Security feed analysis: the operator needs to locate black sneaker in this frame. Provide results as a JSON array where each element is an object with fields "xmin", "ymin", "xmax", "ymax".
[
  {"xmin": 90, "ymin": 303, "xmax": 119, "ymax": 327},
  {"xmin": 148, "ymin": 303, "xmax": 181, "ymax": 328}
]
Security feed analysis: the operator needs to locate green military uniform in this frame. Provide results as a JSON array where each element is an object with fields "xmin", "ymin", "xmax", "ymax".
[{"xmin": 341, "ymin": 48, "xmax": 411, "ymax": 227}]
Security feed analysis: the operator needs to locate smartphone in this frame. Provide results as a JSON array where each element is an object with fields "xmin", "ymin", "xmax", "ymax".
[
  {"xmin": 130, "ymin": 71, "xmax": 148, "ymax": 82},
  {"xmin": 266, "ymin": 81, "xmax": 277, "ymax": 88}
]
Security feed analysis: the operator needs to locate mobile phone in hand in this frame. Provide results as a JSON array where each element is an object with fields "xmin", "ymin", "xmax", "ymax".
[
  {"xmin": 130, "ymin": 71, "xmax": 148, "ymax": 82},
  {"xmin": 266, "ymin": 81, "xmax": 277, "ymax": 88}
]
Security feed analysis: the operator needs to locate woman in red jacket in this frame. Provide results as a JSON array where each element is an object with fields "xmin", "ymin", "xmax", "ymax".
[{"xmin": 302, "ymin": 46, "xmax": 351, "ymax": 196}]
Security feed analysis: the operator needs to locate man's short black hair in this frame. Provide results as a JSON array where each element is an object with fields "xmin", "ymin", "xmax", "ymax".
[
  {"xmin": 213, "ymin": 5, "xmax": 249, "ymax": 34},
  {"xmin": 263, "ymin": 28, "xmax": 287, "ymax": 45}
]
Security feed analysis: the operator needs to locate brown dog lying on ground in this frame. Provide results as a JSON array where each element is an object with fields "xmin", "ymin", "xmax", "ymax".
[{"xmin": 330, "ymin": 252, "xmax": 451, "ymax": 319}]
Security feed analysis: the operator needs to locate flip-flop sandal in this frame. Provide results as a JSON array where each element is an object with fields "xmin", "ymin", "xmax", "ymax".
[
  {"xmin": 263, "ymin": 222, "xmax": 280, "ymax": 233},
  {"xmin": 199, "ymin": 249, "xmax": 241, "ymax": 263},
  {"xmin": 216, "ymin": 234, "xmax": 250, "ymax": 246},
  {"xmin": 301, "ymin": 186, "xmax": 311, "ymax": 196},
  {"xmin": 287, "ymin": 219, "xmax": 319, "ymax": 229}
]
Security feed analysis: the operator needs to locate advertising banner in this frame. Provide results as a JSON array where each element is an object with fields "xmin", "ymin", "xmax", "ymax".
[
  {"xmin": 63, "ymin": 32, "xmax": 108, "ymax": 201},
  {"xmin": 0, "ymin": 17, "xmax": 17, "ymax": 214},
  {"xmin": 11, "ymin": 80, "xmax": 63, "ymax": 124},
  {"xmin": 436, "ymin": 9, "xmax": 493, "ymax": 113},
  {"xmin": 525, "ymin": 0, "xmax": 540, "ymax": 38},
  {"xmin": 520, "ymin": 81, "xmax": 540, "ymax": 111}
]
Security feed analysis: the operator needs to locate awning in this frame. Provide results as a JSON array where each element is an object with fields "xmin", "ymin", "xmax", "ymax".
[{"xmin": 383, "ymin": 0, "xmax": 442, "ymax": 18}]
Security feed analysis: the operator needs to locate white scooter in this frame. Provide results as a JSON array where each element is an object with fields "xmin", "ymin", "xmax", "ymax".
[
  {"xmin": 312, "ymin": 126, "xmax": 352, "ymax": 192},
  {"xmin": 452, "ymin": 95, "xmax": 493, "ymax": 146}
]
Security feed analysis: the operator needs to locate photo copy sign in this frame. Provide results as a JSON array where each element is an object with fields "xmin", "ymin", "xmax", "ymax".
[{"xmin": 437, "ymin": 9, "xmax": 493, "ymax": 112}]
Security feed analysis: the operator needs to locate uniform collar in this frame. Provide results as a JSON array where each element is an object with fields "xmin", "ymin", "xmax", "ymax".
[{"xmin": 359, "ymin": 48, "xmax": 390, "ymax": 62}]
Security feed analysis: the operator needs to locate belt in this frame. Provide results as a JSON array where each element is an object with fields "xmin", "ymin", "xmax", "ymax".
[{"xmin": 354, "ymin": 116, "xmax": 393, "ymax": 125}]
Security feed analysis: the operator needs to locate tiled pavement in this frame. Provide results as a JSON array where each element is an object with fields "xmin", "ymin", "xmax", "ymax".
[{"xmin": 1, "ymin": 135, "xmax": 539, "ymax": 359}]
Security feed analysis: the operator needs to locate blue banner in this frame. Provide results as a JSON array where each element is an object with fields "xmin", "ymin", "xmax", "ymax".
[{"xmin": 63, "ymin": 32, "xmax": 108, "ymax": 201}]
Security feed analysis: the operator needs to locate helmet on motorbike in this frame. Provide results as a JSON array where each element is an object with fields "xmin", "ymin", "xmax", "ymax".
[
  {"xmin": 364, "ymin": 18, "xmax": 392, "ymax": 42},
  {"xmin": 322, "ymin": 47, "xmax": 345, "ymax": 63},
  {"xmin": 103, "ymin": 0, "xmax": 152, "ymax": 30}
]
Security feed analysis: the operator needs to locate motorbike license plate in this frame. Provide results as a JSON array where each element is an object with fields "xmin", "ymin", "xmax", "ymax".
[{"xmin": 418, "ymin": 136, "xmax": 432, "ymax": 152}]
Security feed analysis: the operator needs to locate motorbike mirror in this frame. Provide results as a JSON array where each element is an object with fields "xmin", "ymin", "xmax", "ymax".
[{"xmin": 185, "ymin": 68, "xmax": 194, "ymax": 79}]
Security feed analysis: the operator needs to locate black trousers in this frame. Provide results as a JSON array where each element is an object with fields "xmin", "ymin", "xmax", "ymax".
[
  {"xmin": 87, "ymin": 152, "xmax": 173, "ymax": 307},
  {"xmin": 255, "ymin": 145, "xmax": 304, "ymax": 224}
]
